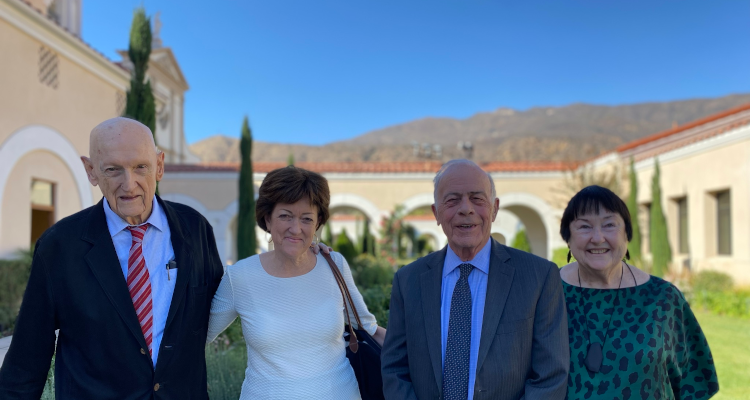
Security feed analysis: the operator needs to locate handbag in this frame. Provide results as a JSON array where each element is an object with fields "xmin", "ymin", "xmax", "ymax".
[{"xmin": 322, "ymin": 252, "xmax": 385, "ymax": 400}]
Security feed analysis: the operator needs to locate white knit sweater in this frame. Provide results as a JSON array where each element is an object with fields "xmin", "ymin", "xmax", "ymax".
[{"xmin": 207, "ymin": 252, "xmax": 378, "ymax": 399}]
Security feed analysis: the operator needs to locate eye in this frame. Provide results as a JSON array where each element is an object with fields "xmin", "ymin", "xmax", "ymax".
[
  {"xmin": 278, "ymin": 214, "xmax": 291, "ymax": 221},
  {"xmin": 302, "ymin": 217, "xmax": 314, "ymax": 224}
]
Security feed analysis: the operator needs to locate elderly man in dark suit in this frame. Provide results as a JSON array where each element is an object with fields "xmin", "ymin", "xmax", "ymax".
[
  {"xmin": 381, "ymin": 159, "xmax": 569, "ymax": 400},
  {"xmin": 0, "ymin": 117, "xmax": 224, "ymax": 399}
]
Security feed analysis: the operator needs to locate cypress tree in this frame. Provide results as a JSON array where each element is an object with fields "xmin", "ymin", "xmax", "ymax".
[
  {"xmin": 511, "ymin": 229, "xmax": 532, "ymax": 253},
  {"xmin": 124, "ymin": 8, "xmax": 156, "ymax": 136},
  {"xmin": 361, "ymin": 219, "xmax": 371, "ymax": 255},
  {"xmin": 649, "ymin": 159, "xmax": 671, "ymax": 277},
  {"xmin": 335, "ymin": 229, "xmax": 359, "ymax": 265},
  {"xmin": 237, "ymin": 116, "xmax": 257, "ymax": 259},
  {"xmin": 626, "ymin": 158, "xmax": 643, "ymax": 267},
  {"xmin": 323, "ymin": 223, "xmax": 334, "ymax": 250},
  {"xmin": 287, "ymin": 153, "xmax": 295, "ymax": 166}
]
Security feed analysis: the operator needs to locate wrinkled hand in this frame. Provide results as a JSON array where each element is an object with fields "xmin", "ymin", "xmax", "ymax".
[{"xmin": 310, "ymin": 242, "xmax": 332, "ymax": 255}]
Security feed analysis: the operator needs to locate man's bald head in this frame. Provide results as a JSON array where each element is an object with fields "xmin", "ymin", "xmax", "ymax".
[
  {"xmin": 89, "ymin": 117, "xmax": 156, "ymax": 163},
  {"xmin": 82, "ymin": 117, "xmax": 164, "ymax": 225}
]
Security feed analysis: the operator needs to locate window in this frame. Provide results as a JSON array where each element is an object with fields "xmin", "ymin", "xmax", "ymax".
[
  {"xmin": 31, "ymin": 180, "xmax": 55, "ymax": 245},
  {"xmin": 676, "ymin": 197, "xmax": 688, "ymax": 254},
  {"xmin": 716, "ymin": 190, "xmax": 731, "ymax": 255}
]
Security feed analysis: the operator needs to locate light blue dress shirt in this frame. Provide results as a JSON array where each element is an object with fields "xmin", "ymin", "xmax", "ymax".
[
  {"xmin": 103, "ymin": 197, "xmax": 176, "ymax": 367},
  {"xmin": 441, "ymin": 238, "xmax": 491, "ymax": 400}
]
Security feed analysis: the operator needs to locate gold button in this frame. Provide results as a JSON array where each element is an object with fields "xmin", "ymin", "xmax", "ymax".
[
  {"xmin": 154, "ymin": 383, "xmax": 160, "ymax": 391},
  {"xmin": 140, "ymin": 348, "xmax": 146, "ymax": 355}
]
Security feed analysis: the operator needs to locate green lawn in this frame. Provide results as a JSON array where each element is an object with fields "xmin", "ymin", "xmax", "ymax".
[{"xmin": 694, "ymin": 311, "xmax": 750, "ymax": 400}]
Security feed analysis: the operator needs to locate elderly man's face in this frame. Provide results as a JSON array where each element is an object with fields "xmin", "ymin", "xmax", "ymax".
[
  {"xmin": 81, "ymin": 118, "xmax": 164, "ymax": 225},
  {"xmin": 432, "ymin": 164, "xmax": 499, "ymax": 260}
]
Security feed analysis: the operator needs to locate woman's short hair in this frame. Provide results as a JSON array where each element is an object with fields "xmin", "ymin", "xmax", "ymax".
[
  {"xmin": 255, "ymin": 166, "xmax": 330, "ymax": 232},
  {"xmin": 559, "ymin": 185, "xmax": 633, "ymax": 243}
]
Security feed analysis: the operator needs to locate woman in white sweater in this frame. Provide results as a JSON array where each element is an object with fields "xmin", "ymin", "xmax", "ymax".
[{"xmin": 207, "ymin": 166, "xmax": 386, "ymax": 399}]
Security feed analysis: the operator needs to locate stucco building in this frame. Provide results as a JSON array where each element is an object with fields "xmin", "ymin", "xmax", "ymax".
[{"xmin": 1, "ymin": 0, "xmax": 749, "ymax": 285}]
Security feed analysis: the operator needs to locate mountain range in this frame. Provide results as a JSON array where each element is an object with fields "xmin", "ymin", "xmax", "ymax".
[{"xmin": 189, "ymin": 94, "xmax": 750, "ymax": 164}]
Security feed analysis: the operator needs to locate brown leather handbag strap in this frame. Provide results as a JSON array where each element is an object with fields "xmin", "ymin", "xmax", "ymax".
[{"xmin": 322, "ymin": 252, "xmax": 360, "ymax": 353}]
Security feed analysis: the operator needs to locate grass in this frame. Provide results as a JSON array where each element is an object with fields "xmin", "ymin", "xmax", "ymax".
[{"xmin": 694, "ymin": 311, "xmax": 750, "ymax": 400}]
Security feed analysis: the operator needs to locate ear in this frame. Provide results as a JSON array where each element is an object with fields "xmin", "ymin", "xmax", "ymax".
[
  {"xmin": 431, "ymin": 204, "xmax": 439, "ymax": 226},
  {"xmin": 155, "ymin": 151, "xmax": 165, "ymax": 182},
  {"xmin": 81, "ymin": 156, "xmax": 98, "ymax": 186},
  {"xmin": 491, "ymin": 197, "xmax": 499, "ymax": 222}
]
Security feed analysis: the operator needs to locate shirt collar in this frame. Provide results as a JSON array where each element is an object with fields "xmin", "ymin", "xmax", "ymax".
[
  {"xmin": 103, "ymin": 196, "xmax": 167, "ymax": 236},
  {"xmin": 443, "ymin": 238, "xmax": 492, "ymax": 278}
]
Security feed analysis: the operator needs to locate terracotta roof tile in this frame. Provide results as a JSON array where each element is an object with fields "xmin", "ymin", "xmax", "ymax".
[
  {"xmin": 616, "ymin": 103, "xmax": 750, "ymax": 153},
  {"xmin": 165, "ymin": 160, "xmax": 575, "ymax": 174}
]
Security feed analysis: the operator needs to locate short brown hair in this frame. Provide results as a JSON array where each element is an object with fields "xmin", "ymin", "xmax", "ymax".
[{"xmin": 255, "ymin": 166, "xmax": 330, "ymax": 232}]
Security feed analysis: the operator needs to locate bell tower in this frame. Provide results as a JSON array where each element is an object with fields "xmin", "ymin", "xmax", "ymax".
[{"xmin": 45, "ymin": 0, "xmax": 82, "ymax": 36}]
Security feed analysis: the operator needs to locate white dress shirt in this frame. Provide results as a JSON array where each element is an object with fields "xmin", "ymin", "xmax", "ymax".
[{"xmin": 103, "ymin": 197, "xmax": 176, "ymax": 367}]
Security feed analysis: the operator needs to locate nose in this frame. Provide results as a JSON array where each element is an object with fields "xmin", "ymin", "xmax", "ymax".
[
  {"xmin": 288, "ymin": 217, "xmax": 302, "ymax": 234},
  {"xmin": 590, "ymin": 226, "xmax": 605, "ymax": 243},
  {"xmin": 457, "ymin": 196, "xmax": 474, "ymax": 215},
  {"xmin": 121, "ymin": 170, "xmax": 137, "ymax": 191}
]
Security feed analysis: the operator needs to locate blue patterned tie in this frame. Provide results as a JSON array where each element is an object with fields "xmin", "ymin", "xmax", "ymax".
[{"xmin": 443, "ymin": 263, "xmax": 474, "ymax": 400}]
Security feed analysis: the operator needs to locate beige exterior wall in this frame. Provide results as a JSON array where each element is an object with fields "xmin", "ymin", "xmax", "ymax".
[
  {"xmin": 2, "ymin": 151, "xmax": 87, "ymax": 254},
  {"xmin": 632, "ymin": 128, "xmax": 750, "ymax": 284}
]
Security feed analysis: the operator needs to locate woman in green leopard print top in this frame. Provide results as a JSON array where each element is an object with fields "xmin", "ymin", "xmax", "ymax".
[{"xmin": 559, "ymin": 186, "xmax": 718, "ymax": 400}]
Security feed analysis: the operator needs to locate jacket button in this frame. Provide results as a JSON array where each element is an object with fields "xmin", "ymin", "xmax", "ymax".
[
  {"xmin": 140, "ymin": 348, "xmax": 146, "ymax": 355},
  {"xmin": 154, "ymin": 383, "xmax": 160, "ymax": 391}
]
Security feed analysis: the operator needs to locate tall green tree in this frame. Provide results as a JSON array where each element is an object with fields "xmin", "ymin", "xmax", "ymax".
[
  {"xmin": 649, "ymin": 159, "xmax": 671, "ymax": 277},
  {"xmin": 322, "ymin": 223, "xmax": 334, "ymax": 249},
  {"xmin": 237, "ymin": 117, "xmax": 257, "ymax": 259},
  {"xmin": 626, "ymin": 158, "xmax": 643, "ymax": 267},
  {"xmin": 511, "ymin": 229, "xmax": 532, "ymax": 253},
  {"xmin": 335, "ymin": 229, "xmax": 359, "ymax": 265},
  {"xmin": 124, "ymin": 8, "xmax": 156, "ymax": 136},
  {"xmin": 287, "ymin": 153, "xmax": 295, "ymax": 166}
]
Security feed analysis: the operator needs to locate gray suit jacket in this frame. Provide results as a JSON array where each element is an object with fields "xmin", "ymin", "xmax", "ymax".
[{"xmin": 381, "ymin": 239, "xmax": 569, "ymax": 400}]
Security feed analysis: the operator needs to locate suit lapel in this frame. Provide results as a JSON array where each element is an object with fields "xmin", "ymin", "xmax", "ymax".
[
  {"xmin": 475, "ymin": 240, "xmax": 513, "ymax": 374},
  {"xmin": 83, "ymin": 200, "xmax": 149, "ymax": 351},
  {"xmin": 420, "ymin": 247, "xmax": 447, "ymax": 393},
  {"xmin": 160, "ymin": 198, "xmax": 193, "ymax": 331}
]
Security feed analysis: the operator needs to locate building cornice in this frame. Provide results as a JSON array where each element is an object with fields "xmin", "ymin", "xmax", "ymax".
[{"xmin": 0, "ymin": 0, "xmax": 130, "ymax": 90}]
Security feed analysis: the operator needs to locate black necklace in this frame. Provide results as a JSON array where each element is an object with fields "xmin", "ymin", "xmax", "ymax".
[{"xmin": 577, "ymin": 261, "xmax": 637, "ymax": 373}]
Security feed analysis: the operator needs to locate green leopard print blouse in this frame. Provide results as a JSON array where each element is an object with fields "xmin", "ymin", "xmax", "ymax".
[{"xmin": 563, "ymin": 276, "xmax": 719, "ymax": 400}]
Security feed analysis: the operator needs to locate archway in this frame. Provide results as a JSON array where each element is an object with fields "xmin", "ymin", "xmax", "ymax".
[
  {"xmin": 0, "ymin": 125, "xmax": 93, "ymax": 256},
  {"xmin": 497, "ymin": 192, "xmax": 562, "ymax": 259}
]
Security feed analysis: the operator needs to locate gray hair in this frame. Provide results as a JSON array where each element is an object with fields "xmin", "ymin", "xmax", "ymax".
[{"xmin": 433, "ymin": 159, "xmax": 496, "ymax": 205}]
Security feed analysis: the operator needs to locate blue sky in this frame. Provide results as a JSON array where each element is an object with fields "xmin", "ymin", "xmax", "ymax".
[{"xmin": 83, "ymin": 1, "xmax": 750, "ymax": 145}]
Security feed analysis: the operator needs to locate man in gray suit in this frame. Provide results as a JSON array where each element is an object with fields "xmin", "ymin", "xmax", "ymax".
[{"xmin": 381, "ymin": 159, "xmax": 568, "ymax": 400}]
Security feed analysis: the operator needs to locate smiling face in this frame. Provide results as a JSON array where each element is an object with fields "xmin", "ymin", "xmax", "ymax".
[
  {"xmin": 81, "ymin": 118, "xmax": 164, "ymax": 225},
  {"xmin": 432, "ymin": 163, "xmax": 499, "ymax": 261},
  {"xmin": 568, "ymin": 208, "xmax": 629, "ymax": 273},
  {"xmin": 266, "ymin": 199, "xmax": 318, "ymax": 260}
]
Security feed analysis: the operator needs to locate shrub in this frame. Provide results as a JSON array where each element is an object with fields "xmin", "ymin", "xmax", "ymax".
[
  {"xmin": 351, "ymin": 254, "xmax": 394, "ymax": 288},
  {"xmin": 360, "ymin": 284, "xmax": 391, "ymax": 328},
  {"xmin": 691, "ymin": 289, "xmax": 750, "ymax": 320},
  {"xmin": 335, "ymin": 229, "xmax": 359, "ymax": 265},
  {"xmin": 511, "ymin": 229, "xmax": 531, "ymax": 253},
  {"xmin": 205, "ymin": 341, "xmax": 247, "ymax": 399},
  {"xmin": 0, "ymin": 257, "xmax": 33, "ymax": 336},
  {"xmin": 551, "ymin": 247, "xmax": 570, "ymax": 268},
  {"xmin": 692, "ymin": 270, "xmax": 734, "ymax": 293}
]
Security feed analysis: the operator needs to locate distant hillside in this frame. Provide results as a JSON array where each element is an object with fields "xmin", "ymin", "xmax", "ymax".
[{"xmin": 189, "ymin": 94, "xmax": 750, "ymax": 163}]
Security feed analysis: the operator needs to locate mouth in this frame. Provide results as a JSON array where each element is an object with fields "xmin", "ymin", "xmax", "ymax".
[
  {"xmin": 284, "ymin": 237, "xmax": 305, "ymax": 243},
  {"xmin": 455, "ymin": 224, "xmax": 477, "ymax": 231},
  {"xmin": 119, "ymin": 195, "xmax": 141, "ymax": 202},
  {"xmin": 587, "ymin": 249, "xmax": 610, "ymax": 254}
]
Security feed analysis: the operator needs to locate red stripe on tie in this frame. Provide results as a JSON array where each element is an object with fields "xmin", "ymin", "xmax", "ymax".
[{"xmin": 126, "ymin": 224, "xmax": 153, "ymax": 355}]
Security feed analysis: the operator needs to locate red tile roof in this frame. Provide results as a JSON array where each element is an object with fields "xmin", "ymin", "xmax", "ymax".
[
  {"xmin": 616, "ymin": 103, "xmax": 750, "ymax": 153},
  {"xmin": 165, "ymin": 160, "xmax": 576, "ymax": 174}
]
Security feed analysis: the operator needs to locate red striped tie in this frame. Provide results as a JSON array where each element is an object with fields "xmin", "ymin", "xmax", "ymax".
[{"xmin": 126, "ymin": 224, "xmax": 153, "ymax": 355}]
